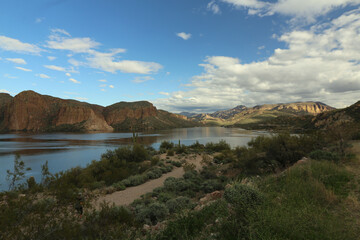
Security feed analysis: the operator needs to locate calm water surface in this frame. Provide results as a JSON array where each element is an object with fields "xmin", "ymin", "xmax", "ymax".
[{"xmin": 0, "ymin": 127, "xmax": 267, "ymax": 191}]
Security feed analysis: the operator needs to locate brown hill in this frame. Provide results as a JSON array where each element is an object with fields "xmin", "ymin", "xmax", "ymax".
[
  {"xmin": 187, "ymin": 102, "xmax": 335, "ymax": 126},
  {"xmin": 0, "ymin": 91, "xmax": 198, "ymax": 133}
]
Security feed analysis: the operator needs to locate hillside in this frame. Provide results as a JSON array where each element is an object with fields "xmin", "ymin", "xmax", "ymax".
[
  {"xmin": 0, "ymin": 91, "xmax": 199, "ymax": 133},
  {"xmin": 184, "ymin": 102, "xmax": 335, "ymax": 127}
]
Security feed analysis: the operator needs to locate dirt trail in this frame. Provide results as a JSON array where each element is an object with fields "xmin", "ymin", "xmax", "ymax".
[{"xmin": 93, "ymin": 154, "xmax": 204, "ymax": 209}]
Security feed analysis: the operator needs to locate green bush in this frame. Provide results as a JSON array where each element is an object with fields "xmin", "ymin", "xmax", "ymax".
[
  {"xmin": 201, "ymin": 179, "xmax": 223, "ymax": 193},
  {"xmin": 309, "ymin": 150, "xmax": 340, "ymax": 162},
  {"xmin": 135, "ymin": 202, "xmax": 169, "ymax": 225},
  {"xmin": 146, "ymin": 168, "xmax": 163, "ymax": 179},
  {"xmin": 160, "ymin": 141, "xmax": 174, "ymax": 150},
  {"xmin": 167, "ymin": 149, "xmax": 175, "ymax": 156},
  {"xmin": 205, "ymin": 140, "xmax": 231, "ymax": 152},
  {"xmin": 166, "ymin": 196, "xmax": 191, "ymax": 213},
  {"xmin": 112, "ymin": 181, "xmax": 126, "ymax": 191},
  {"xmin": 224, "ymin": 183, "xmax": 263, "ymax": 208}
]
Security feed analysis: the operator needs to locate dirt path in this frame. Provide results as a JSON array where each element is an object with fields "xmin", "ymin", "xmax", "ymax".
[{"xmin": 93, "ymin": 154, "xmax": 204, "ymax": 209}]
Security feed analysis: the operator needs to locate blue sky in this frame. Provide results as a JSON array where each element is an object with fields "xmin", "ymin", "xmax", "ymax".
[{"xmin": 1, "ymin": 0, "xmax": 360, "ymax": 113}]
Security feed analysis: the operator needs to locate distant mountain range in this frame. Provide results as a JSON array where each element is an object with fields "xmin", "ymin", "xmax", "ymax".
[
  {"xmin": 180, "ymin": 102, "xmax": 335, "ymax": 126},
  {"xmin": 0, "ymin": 91, "xmax": 199, "ymax": 133}
]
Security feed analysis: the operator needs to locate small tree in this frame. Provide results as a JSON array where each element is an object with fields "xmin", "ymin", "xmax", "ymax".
[
  {"xmin": 6, "ymin": 154, "xmax": 31, "ymax": 191},
  {"xmin": 41, "ymin": 160, "xmax": 53, "ymax": 187}
]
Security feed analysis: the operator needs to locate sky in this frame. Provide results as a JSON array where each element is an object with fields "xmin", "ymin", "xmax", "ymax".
[{"xmin": 0, "ymin": 0, "xmax": 360, "ymax": 113}]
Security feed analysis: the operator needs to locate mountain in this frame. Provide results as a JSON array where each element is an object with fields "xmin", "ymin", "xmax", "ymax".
[
  {"xmin": 0, "ymin": 91, "xmax": 199, "ymax": 133},
  {"xmin": 310, "ymin": 100, "xmax": 360, "ymax": 130},
  {"xmin": 183, "ymin": 102, "xmax": 335, "ymax": 127}
]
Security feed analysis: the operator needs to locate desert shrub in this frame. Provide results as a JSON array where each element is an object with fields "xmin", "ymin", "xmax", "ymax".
[
  {"xmin": 166, "ymin": 196, "xmax": 191, "ymax": 213},
  {"xmin": 112, "ymin": 181, "xmax": 126, "ymax": 191},
  {"xmin": 213, "ymin": 150, "xmax": 236, "ymax": 164},
  {"xmin": 224, "ymin": 183, "xmax": 263, "ymax": 209},
  {"xmin": 201, "ymin": 179, "xmax": 224, "ymax": 193},
  {"xmin": 151, "ymin": 156, "xmax": 160, "ymax": 166},
  {"xmin": 146, "ymin": 168, "xmax": 163, "ymax": 179},
  {"xmin": 164, "ymin": 177, "xmax": 190, "ymax": 192},
  {"xmin": 135, "ymin": 202, "xmax": 169, "ymax": 225},
  {"xmin": 126, "ymin": 175, "xmax": 147, "ymax": 187},
  {"xmin": 167, "ymin": 149, "xmax": 175, "ymax": 156},
  {"xmin": 309, "ymin": 150, "xmax": 340, "ymax": 162},
  {"xmin": 183, "ymin": 162, "xmax": 196, "ymax": 172},
  {"xmin": 89, "ymin": 181, "xmax": 106, "ymax": 190},
  {"xmin": 189, "ymin": 141, "xmax": 205, "ymax": 151},
  {"xmin": 170, "ymin": 161, "xmax": 182, "ymax": 167},
  {"xmin": 205, "ymin": 140, "xmax": 231, "ymax": 152},
  {"xmin": 175, "ymin": 144, "xmax": 187, "ymax": 154},
  {"xmin": 160, "ymin": 141, "xmax": 174, "ymax": 150}
]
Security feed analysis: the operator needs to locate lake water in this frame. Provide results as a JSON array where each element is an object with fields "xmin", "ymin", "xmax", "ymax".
[{"xmin": 0, "ymin": 127, "xmax": 268, "ymax": 191}]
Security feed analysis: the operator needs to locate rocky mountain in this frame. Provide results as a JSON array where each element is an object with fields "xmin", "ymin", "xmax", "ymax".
[
  {"xmin": 182, "ymin": 102, "xmax": 335, "ymax": 126},
  {"xmin": 0, "ymin": 91, "xmax": 199, "ymax": 133},
  {"xmin": 310, "ymin": 100, "xmax": 360, "ymax": 130}
]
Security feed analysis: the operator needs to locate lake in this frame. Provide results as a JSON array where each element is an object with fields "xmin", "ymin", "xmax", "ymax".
[{"xmin": 0, "ymin": 127, "xmax": 268, "ymax": 191}]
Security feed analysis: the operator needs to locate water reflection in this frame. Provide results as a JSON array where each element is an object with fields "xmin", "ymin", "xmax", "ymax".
[{"xmin": 0, "ymin": 127, "xmax": 267, "ymax": 190}]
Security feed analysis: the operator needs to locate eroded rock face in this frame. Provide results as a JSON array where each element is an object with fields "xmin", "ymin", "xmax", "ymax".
[
  {"xmin": 1, "ymin": 91, "xmax": 113, "ymax": 132},
  {"xmin": 103, "ymin": 101, "xmax": 158, "ymax": 125}
]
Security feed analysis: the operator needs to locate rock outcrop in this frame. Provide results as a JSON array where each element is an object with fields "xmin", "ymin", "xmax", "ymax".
[{"xmin": 0, "ymin": 90, "xmax": 198, "ymax": 132}]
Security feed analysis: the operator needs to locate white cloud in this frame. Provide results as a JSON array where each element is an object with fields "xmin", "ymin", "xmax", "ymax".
[
  {"xmin": 44, "ymin": 65, "xmax": 66, "ymax": 72},
  {"xmin": 98, "ymin": 79, "xmax": 107, "ymax": 82},
  {"xmin": 47, "ymin": 37, "xmax": 100, "ymax": 53},
  {"xmin": 155, "ymin": 9, "xmax": 360, "ymax": 112},
  {"xmin": 0, "ymin": 89, "xmax": 11, "ymax": 94},
  {"xmin": 68, "ymin": 58, "xmax": 82, "ymax": 66},
  {"xmin": 87, "ymin": 49, "xmax": 162, "ymax": 74},
  {"xmin": 99, "ymin": 84, "xmax": 107, "ymax": 87},
  {"xmin": 47, "ymin": 56, "xmax": 56, "ymax": 61},
  {"xmin": 132, "ymin": 76, "xmax": 154, "ymax": 83},
  {"xmin": 50, "ymin": 28, "xmax": 71, "ymax": 37},
  {"xmin": 0, "ymin": 36, "xmax": 42, "ymax": 54},
  {"xmin": 159, "ymin": 92, "xmax": 170, "ymax": 96},
  {"xmin": 15, "ymin": 66, "xmax": 32, "ymax": 72},
  {"xmin": 69, "ymin": 78, "xmax": 80, "ymax": 84},
  {"xmin": 75, "ymin": 97, "xmax": 88, "ymax": 101},
  {"xmin": 6, "ymin": 58, "xmax": 26, "ymax": 64},
  {"xmin": 36, "ymin": 74, "xmax": 51, "ymax": 79},
  {"xmin": 100, "ymin": 89, "xmax": 106, "ymax": 92},
  {"xmin": 176, "ymin": 32, "xmax": 192, "ymax": 40},
  {"xmin": 258, "ymin": 45, "xmax": 265, "ymax": 50},
  {"xmin": 221, "ymin": 0, "xmax": 360, "ymax": 23},
  {"xmin": 66, "ymin": 73, "xmax": 71, "ymax": 77},
  {"xmin": 207, "ymin": 0, "xmax": 221, "ymax": 14},
  {"xmin": 109, "ymin": 85, "xmax": 114, "ymax": 88}
]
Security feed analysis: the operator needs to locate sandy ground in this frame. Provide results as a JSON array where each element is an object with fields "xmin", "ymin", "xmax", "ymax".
[{"xmin": 93, "ymin": 153, "xmax": 204, "ymax": 209}]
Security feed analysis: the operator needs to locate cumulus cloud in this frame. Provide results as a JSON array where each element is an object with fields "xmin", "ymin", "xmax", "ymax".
[
  {"xmin": 69, "ymin": 78, "xmax": 80, "ymax": 84},
  {"xmin": 36, "ymin": 74, "xmax": 51, "ymax": 79},
  {"xmin": 132, "ymin": 76, "xmax": 154, "ymax": 83},
  {"xmin": 4, "ymin": 74, "xmax": 17, "ymax": 79},
  {"xmin": 15, "ymin": 66, "xmax": 32, "ymax": 72},
  {"xmin": 0, "ymin": 36, "xmax": 42, "ymax": 54},
  {"xmin": 222, "ymin": 0, "xmax": 360, "ymax": 23},
  {"xmin": 109, "ymin": 85, "xmax": 114, "ymax": 88},
  {"xmin": 86, "ymin": 49, "xmax": 162, "ymax": 74},
  {"xmin": 159, "ymin": 92, "xmax": 170, "ymax": 96},
  {"xmin": 47, "ymin": 35, "xmax": 100, "ymax": 53},
  {"xmin": 155, "ymin": 9, "xmax": 360, "ymax": 112},
  {"xmin": 98, "ymin": 79, "xmax": 107, "ymax": 82},
  {"xmin": 65, "ymin": 73, "xmax": 71, "ymax": 77},
  {"xmin": 47, "ymin": 56, "xmax": 56, "ymax": 61},
  {"xmin": 6, "ymin": 58, "xmax": 26, "ymax": 64},
  {"xmin": 208, "ymin": 0, "xmax": 221, "ymax": 14},
  {"xmin": 176, "ymin": 32, "xmax": 192, "ymax": 40}
]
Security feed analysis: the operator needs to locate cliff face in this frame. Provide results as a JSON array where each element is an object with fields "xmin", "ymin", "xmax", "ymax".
[
  {"xmin": 104, "ymin": 101, "xmax": 158, "ymax": 126},
  {"xmin": 0, "ymin": 91, "xmax": 113, "ymax": 132},
  {"xmin": 0, "ymin": 91, "xmax": 198, "ymax": 132},
  {"xmin": 254, "ymin": 102, "xmax": 335, "ymax": 115}
]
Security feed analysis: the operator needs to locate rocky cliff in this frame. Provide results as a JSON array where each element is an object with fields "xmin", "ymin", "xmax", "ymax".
[{"xmin": 0, "ymin": 91, "xmax": 198, "ymax": 132}]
